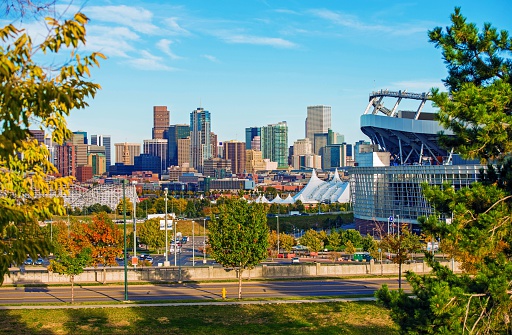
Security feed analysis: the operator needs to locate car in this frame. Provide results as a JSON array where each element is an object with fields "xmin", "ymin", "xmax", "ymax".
[
  {"xmin": 35, "ymin": 257, "xmax": 44, "ymax": 265},
  {"xmin": 24, "ymin": 258, "xmax": 33, "ymax": 265},
  {"xmin": 292, "ymin": 257, "xmax": 300, "ymax": 264},
  {"xmin": 144, "ymin": 256, "xmax": 153, "ymax": 264}
]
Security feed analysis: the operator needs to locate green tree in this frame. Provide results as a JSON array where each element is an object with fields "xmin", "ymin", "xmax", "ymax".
[
  {"xmin": 280, "ymin": 233, "xmax": 295, "ymax": 253},
  {"xmin": 361, "ymin": 235, "xmax": 378, "ymax": 253},
  {"xmin": 341, "ymin": 229, "xmax": 362, "ymax": 247},
  {"xmin": 344, "ymin": 240, "xmax": 356, "ymax": 257},
  {"xmin": 299, "ymin": 229, "xmax": 323, "ymax": 252},
  {"xmin": 377, "ymin": 8, "xmax": 512, "ymax": 334},
  {"xmin": 327, "ymin": 230, "xmax": 342, "ymax": 251},
  {"xmin": 208, "ymin": 198, "xmax": 269, "ymax": 299},
  {"xmin": 0, "ymin": 12, "xmax": 104, "ymax": 281},
  {"xmin": 137, "ymin": 218, "xmax": 165, "ymax": 253}
]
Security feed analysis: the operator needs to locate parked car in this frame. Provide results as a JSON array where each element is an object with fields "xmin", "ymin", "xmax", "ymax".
[
  {"xmin": 144, "ymin": 256, "xmax": 153, "ymax": 264},
  {"xmin": 292, "ymin": 257, "xmax": 300, "ymax": 264},
  {"xmin": 35, "ymin": 257, "xmax": 44, "ymax": 265},
  {"xmin": 24, "ymin": 258, "xmax": 33, "ymax": 265}
]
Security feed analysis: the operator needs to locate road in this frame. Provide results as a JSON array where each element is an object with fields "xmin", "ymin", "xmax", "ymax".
[{"xmin": 0, "ymin": 278, "xmax": 408, "ymax": 304}]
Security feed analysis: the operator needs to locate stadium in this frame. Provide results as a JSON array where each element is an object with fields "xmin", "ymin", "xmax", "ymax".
[{"xmin": 350, "ymin": 90, "xmax": 483, "ymax": 235}]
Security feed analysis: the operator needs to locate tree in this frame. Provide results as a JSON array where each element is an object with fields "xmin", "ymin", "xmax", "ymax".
[
  {"xmin": 299, "ymin": 229, "xmax": 323, "ymax": 252},
  {"xmin": 83, "ymin": 213, "xmax": 122, "ymax": 284},
  {"xmin": 137, "ymin": 218, "xmax": 165, "ymax": 253},
  {"xmin": 0, "ymin": 12, "xmax": 104, "ymax": 282},
  {"xmin": 208, "ymin": 198, "xmax": 269, "ymax": 299},
  {"xmin": 377, "ymin": 8, "xmax": 512, "ymax": 334},
  {"xmin": 48, "ymin": 221, "xmax": 92, "ymax": 303},
  {"xmin": 116, "ymin": 198, "xmax": 133, "ymax": 216},
  {"xmin": 344, "ymin": 240, "xmax": 356, "ymax": 257},
  {"xmin": 279, "ymin": 233, "xmax": 295, "ymax": 253},
  {"xmin": 341, "ymin": 229, "xmax": 362, "ymax": 247},
  {"xmin": 327, "ymin": 230, "xmax": 342, "ymax": 251}
]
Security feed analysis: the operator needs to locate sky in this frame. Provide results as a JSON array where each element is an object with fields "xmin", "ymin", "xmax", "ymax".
[{"xmin": 6, "ymin": 0, "xmax": 512, "ymax": 148}]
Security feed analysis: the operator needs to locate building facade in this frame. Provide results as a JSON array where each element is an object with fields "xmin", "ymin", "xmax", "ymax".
[
  {"xmin": 152, "ymin": 106, "xmax": 170, "ymax": 140},
  {"xmin": 245, "ymin": 127, "xmax": 261, "ymax": 150},
  {"xmin": 165, "ymin": 124, "xmax": 190, "ymax": 166},
  {"xmin": 261, "ymin": 121, "xmax": 288, "ymax": 169},
  {"xmin": 190, "ymin": 107, "xmax": 212, "ymax": 173},
  {"xmin": 223, "ymin": 140, "xmax": 246, "ymax": 175},
  {"xmin": 91, "ymin": 135, "xmax": 112, "ymax": 168},
  {"xmin": 114, "ymin": 142, "xmax": 141, "ymax": 166},
  {"xmin": 143, "ymin": 139, "xmax": 168, "ymax": 174},
  {"xmin": 306, "ymin": 105, "xmax": 331, "ymax": 143}
]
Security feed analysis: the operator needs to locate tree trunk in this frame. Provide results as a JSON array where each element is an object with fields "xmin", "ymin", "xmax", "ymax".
[
  {"xmin": 70, "ymin": 275, "xmax": 74, "ymax": 304},
  {"xmin": 238, "ymin": 268, "xmax": 243, "ymax": 299}
]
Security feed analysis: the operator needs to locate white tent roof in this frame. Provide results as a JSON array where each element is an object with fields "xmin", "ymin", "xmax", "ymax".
[{"xmin": 293, "ymin": 168, "xmax": 350, "ymax": 204}]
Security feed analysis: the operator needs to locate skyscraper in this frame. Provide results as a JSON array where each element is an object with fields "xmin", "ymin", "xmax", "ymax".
[
  {"xmin": 261, "ymin": 121, "xmax": 288, "ymax": 169},
  {"xmin": 153, "ymin": 106, "xmax": 170, "ymax": 140},
  {"xmin": 305, "ymin": 105, "xmax": 331, "ymax": 143},
  {"xmin": 114, "ymin": 142, "xmax": 141, "ymax": 165},
  {"xmin": 223, "ymin": 140, "xmax": 246, "ymax": 175},
  {"xmin": 143, "ymin": 139, "xmax": 168, "ymax": 174},
  {"xmin": 190, "ymin": 107, "xmax": 211, "ymax": 173},
  {"xmin": 91, "ymin": 135, "xmax": 112, "ymax": 169},
  {"xmin": 245, "ymin": 127, "xmax": 261, "ymax": 150},
  {"xmin": 165, "ymin": 124, "xmax": 190, "ymax": 166}
]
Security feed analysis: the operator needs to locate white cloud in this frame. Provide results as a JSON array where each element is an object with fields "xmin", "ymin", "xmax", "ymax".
[
  {"xmin": 156, "ymin": 39, "xmax": 182, "ymax": 60},
  {"xmin": 84, "ymin": 5, "xmax": 159, "ymax": 34},
  {"xmin": 309, "ymin": 8, "xmax": 431, "ymax": 37},
  {"xmin": 85, "ymin": 26, "xmax": 139, "ymax": 57},
  {"xmin": 219, "ymin": 33, "xmax": 297, "ymax": 48},
  {"xmin": 164, "ymin": 17, "xmax": 190, "ymax": 35},
  {"xmin": 202, "ymin": 54, "xmax": 219, "ymax": 62},
  {"xmin": 124, "ymin": 50, "xmax": 177, "ymax": 71}
]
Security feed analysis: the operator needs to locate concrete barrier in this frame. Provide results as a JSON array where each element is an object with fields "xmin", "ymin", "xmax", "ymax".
[{"xmin": 4, "ymin": 260, "xmax": 461, "ymax": 285}]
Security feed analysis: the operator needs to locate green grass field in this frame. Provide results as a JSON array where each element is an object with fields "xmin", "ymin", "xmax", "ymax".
[{"xmin": 0, "ymin": 301, "xmax": 398, "ymax": 334}]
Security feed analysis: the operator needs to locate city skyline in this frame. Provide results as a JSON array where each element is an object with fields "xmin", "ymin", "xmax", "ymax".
[{"xmin": 7, "ymin": 0, "xmax": 510, "ymax": 147}]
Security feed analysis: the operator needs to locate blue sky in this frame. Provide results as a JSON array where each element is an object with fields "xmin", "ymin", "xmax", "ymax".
[{"xmin": 8, "ymin": 0, "xmax": 512, "ymax": 147}]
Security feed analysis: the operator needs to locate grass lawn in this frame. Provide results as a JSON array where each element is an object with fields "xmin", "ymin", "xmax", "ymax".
[{"xmin": 0, "ymin": 301, "xmax": 398, "ymax": 334}]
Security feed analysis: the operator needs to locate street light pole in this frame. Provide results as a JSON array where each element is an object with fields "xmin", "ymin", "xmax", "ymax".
[
  {"xmin": 277, "ymin": 215, "xmax": 280, "ymax": 256},
  {"xmin": 203, "ymin": 218, "xmax": 206, "ymax": 264},
  {"xmin": 122, "ymin": 179, "xmax": 128, "ymax": 301},
  {"xmin": 164, "ymin": 188, "xmax": 169, "ymax": 266},
  {"xmin": 192, "ymin": 220, "xmax": 195, "ymax": 266},
  {"xmin": 132, "ymin": 181, "xmax": 137, "ymax": 259}
]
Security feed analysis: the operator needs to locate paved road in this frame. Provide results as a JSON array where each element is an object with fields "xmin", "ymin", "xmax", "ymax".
[{"xmin": 0, "ymin": 278, "xmax": 408, "ymax": 304}]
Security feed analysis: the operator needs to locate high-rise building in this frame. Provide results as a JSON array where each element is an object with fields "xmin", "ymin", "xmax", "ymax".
[
  {"xmin": 305, "ymin": 105, "xmax": 331, "ymax": 143},
  {"xmin": 261, "ymin": 121, "xmax": 288, "ymax": 169},
  {"xmin": 88, "ymin": 153, "xmax": 106, "ymax": 175},
  {"xmin": 245, "ymin": 150, "xmax": 266, "ymax": 174},
  {"xmin": 322, "ymin": 144, "xmax": 347, "ymax": 169},
  {"xmin": 177, "ymin": 137, "xmax": 190, "ymax": 167},
  {"xmin": 210, "ymin": 132, "xmax": 218, "ymax": 158},
  {"xmin": 293, "ymin": 138, "xmax": 312, "ymax": 156},
  {"xmin": 190, "ymin": 107, "xmax": 211, "ymax": 173},
  {"xmin": 152, "ymin": 106, "xmax": 170, "ymax": 140},
  {"xmin": 203, "ymin": 157, "xmax": 231, "ymax": 179},
  {"xmin": 165, "ymin": 124, "xmax": 190, "ymax": 166},
  {"xmin": 143, "ymin": 139, "xmax": 168, "ymax": 174},
  {"xmin": 223, "ymin": 140, "xmax": 246, "ymax": 175},
  {"xmin": 73, "ymin": 131, "xmax": 88, "ymax": 144},
  {"xmin": 55, "ymin": 142, "xmax": 76, "ymax": 177},
  {"xmin": 114, "ymin": 142, "xmax": 141, "ymax": 166},
  {"xmin": 245, "ymin": 127, "xmax": 261, "ymax": 150},
  {"xmin": 91, "ymin": 135, "xmax": 112, "ymax": 168},
  {"xmin": 29, "ymin": 129, "xmax": 45, "ymax": 144}
]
